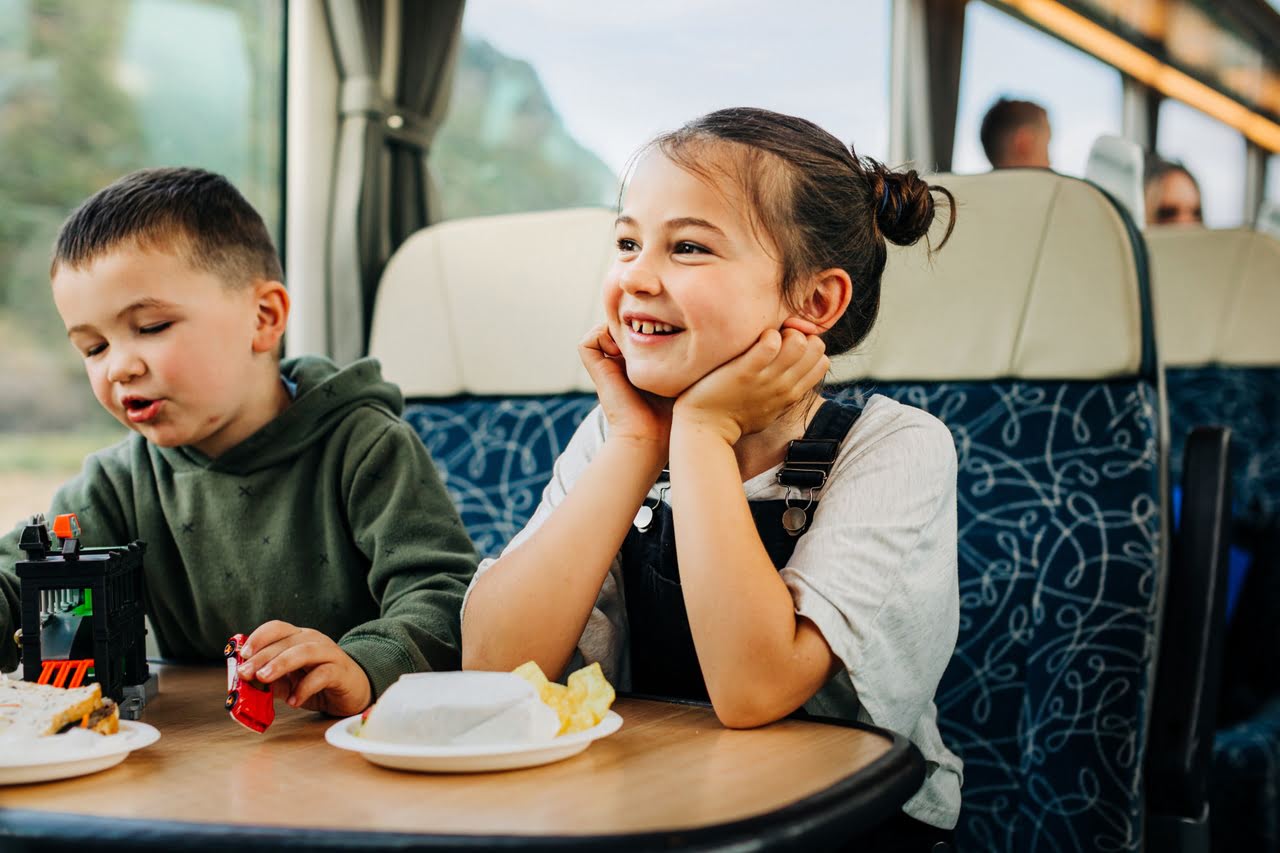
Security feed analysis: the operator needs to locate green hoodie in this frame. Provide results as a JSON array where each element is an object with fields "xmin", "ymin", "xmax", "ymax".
[{"xmin": 0, "ymin": 356, "xmax": 478, "ymax": 700}]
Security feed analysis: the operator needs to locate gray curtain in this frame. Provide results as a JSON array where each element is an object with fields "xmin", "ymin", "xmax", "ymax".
[
  {"xmin": 925, "ymin": 0, "xmax": 965, "ymax": 174},
  {"xmin": 324, "ymin": 0, "xmax": 465, "ymax": 364}
]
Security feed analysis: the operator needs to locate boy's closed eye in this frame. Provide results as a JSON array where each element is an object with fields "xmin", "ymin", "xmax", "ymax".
[{"xmin": 77, "ymin": 321, "xmax": 172, "ymax": 358}]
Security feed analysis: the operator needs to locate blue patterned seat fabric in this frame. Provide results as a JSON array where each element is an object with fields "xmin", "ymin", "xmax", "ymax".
[
  {"xmin": 1167, "ymin": 366, "xmax": 1280, "ymax": 529},
  {"xmin": 829, "ymin": 381, "xmax": 1161, "ymax": 853},
  {"xmin": 404, "ymin": 394, "xmax": 598, "ymax": 559},
  {"xmin": 1212, "ymin": 698, "xmax": 1280, "ymax": 850},
  {"xmin": 1167, "ymin": 365, "xmax": 1280, "ymax": 852},
  {"xmin": 406, "ymin": 376, "xmax": 1162, "ymax": 853}
]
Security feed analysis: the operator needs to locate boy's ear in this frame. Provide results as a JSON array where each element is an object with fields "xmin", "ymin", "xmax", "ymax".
[
  {"xmin": 784, "ymin": 268, "xmax": 852, "ymax": 336},
  {"xmin": 251, "ymin": 280, "xmax": 290, "ymax": 355}
]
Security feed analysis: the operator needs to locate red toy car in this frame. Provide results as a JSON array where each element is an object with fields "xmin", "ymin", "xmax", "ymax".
[{"xmin": 223, "ymin": 633, "xmax": 275, "ymax": 733}]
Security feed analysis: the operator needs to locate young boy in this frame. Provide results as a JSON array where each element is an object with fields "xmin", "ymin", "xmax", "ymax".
[{"xmin": 0, "ymin": 167, "xmax": 477, "ymax": 717}]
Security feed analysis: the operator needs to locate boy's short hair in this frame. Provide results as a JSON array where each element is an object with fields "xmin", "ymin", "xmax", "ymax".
[
  {"xmin": 51, "ymin": 167, "xmax": 283, "ymax": 287},
  {"xmin": 980, "ymin": 98, "xmax": 1048, "ymax": 167}
]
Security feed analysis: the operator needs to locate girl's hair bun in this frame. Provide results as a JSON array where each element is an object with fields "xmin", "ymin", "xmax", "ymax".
[{"xmin": 868, "ymin": 161, "xmax": 956, "ymax": 249}]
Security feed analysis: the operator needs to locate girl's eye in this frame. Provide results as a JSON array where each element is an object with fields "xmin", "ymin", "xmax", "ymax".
[
  {"xmin": 140, "ymin": 321, "xmax": 172, "ymax": 335},
  {"xmin": 673, "ymin": 241, "xmax": 709, "ymax": 255},
  {"xmin": 85, "ymin": 343, "xmax": 107, "ymax": 358},
  {"xmin": 616, "ymin": 238, "xmax": 639, "ymax": 253}
]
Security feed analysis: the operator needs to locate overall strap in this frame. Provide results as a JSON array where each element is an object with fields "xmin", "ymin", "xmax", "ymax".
[{"xmin": 776, "ymin": 399, "xmax": 863, "ymax": 490}]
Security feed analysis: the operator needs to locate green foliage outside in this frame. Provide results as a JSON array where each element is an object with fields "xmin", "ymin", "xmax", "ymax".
[
  {"xmin": 0, "ymin": 0, "xmax": 282, "ymax": 439},
  {"xmin": 434, "ymin": 37, "xmax": 619, "ymax": 219},
  {"xmin": 0, "ymin": 428, "xmax": 123, "ymax": 473},
  {"xmin": 0, "ymin": 5, "xmax": 617, "ymax": 456}
]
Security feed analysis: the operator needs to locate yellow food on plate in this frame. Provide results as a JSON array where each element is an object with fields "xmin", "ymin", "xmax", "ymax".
[{"xmin": 512, "ymin": 661, "xmax": 615, "ymax": 735}]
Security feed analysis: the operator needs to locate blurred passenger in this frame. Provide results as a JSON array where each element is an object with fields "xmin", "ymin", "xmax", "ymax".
[
  {"xmin": 1145, "ymin": 157, "xmax": 1203, "ymax": 226},
  {"xmin": 979, "ymin": 97, "xmax": 1051, "ymax": 169}
]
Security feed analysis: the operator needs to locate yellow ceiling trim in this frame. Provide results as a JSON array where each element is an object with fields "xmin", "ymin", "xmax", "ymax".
[{"xmin": 1002, "ymin": 0, "xmax": 1280, "ymax": 151}]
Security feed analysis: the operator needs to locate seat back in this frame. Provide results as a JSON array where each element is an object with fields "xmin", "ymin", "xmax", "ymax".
[
  {"xmin": 828, "ymin": 171, "xmax": 1164, "ymax": 853},
  {"xmin": 1149, "ymin": 227, "xmax": 1280, "ymax": 529},
  {"xmin": 1147, "ymin": 227, "xmax": 1280, "ymax": 852},
  {"xmin": 1085, "ymin": 134, "xmax": 1147, "ymax": 230},
  {"xmin": 368, "ymin": 208, "xmax": 611, "ymax": 556}
]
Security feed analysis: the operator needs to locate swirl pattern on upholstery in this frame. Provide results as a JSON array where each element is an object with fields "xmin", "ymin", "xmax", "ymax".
[
  {"xmin": 1167, "ymin": 366, "xmax": 1280, "ymax": 528},
  {"xmin": 1211, "ymin": 699, "xmax": 1280, "ymax": 851},
  {"xmin": 829, "ymin": 381, "xmax": 1161, "ymax": 853},
  {"xmin": 404, "ymin": 395, "xmax": 597, "ymax": 558}
]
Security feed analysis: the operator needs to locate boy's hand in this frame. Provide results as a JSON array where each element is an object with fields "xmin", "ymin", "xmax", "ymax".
[
  {"xmin": 238, "ymin": 621, "xmax": 372, "ymax": 717},
  {"xmin": 674, "ymin": 327, "xmax": 829, "ymax": 445},
  {"xmin": 579, "ymin": 324, "xmax": 673, "ymax": 455}
]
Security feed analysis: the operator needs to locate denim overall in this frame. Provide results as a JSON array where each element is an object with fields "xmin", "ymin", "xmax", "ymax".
[{"xmin": 620, "ymin": 400, "xmax": 862, "ymax": 702}]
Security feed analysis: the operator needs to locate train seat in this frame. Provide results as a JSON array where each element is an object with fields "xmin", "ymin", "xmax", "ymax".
[
  {"xmin": 1150, "ymin": 226, "xmax": 1280, "ymax": 853},
  {"xmin": 368, "ymin": 207, "xmax": 610, "ymax": 557},
  {"xmin": 1153, "ymin": 228, "xmax": 1280, "ymax": 531},
  {"xmin": 827, "ymin": 170, "xmax": 1165, "ymax": 853}
]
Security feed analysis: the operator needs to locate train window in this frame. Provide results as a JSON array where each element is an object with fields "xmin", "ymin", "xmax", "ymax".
[
  {"xmin": 1268, "ymin": 154, "xmax": 1280, "ymax": 202},
  {"xmin": 433, "ymin": 0, "xmax": 892, "ymax": 220},
  {"xmin": 952, "ymin": 1, "xmax": 1123, "ymax": 177},
  {"xmin": 0, "ymin": 0, "xmax": 284, "ymax": 520},
  {"xmin": 1155, "ymin": 99, "xmax": 1246, "ymax": 228}
]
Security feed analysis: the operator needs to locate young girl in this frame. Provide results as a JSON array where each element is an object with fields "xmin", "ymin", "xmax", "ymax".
[{"xmin": 461, "ymin": 107, "xmax": 961, "ymax": 846}]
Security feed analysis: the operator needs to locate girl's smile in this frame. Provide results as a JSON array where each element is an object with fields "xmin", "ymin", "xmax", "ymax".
[{"xmin": 622, "ymin": 311, "xmax": 685, "ymax": 343}]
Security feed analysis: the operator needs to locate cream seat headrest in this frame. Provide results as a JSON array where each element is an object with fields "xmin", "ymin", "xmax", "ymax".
[
  {"xmin": 1147, "ymin": 227, "xmax": 1280, "ymax": 368},
  {"xmin": 831, "ymin": 170, "xmax": 1147, "ymax": 382},
  {"xmin": 369, "ymin": 207, "xmax": 614, "ymax": 396}
]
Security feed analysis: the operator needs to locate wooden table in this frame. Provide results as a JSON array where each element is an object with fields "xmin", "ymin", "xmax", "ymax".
[{"xmin": 0, "ymin": 665, "xmax": 924, "ymax": 851}]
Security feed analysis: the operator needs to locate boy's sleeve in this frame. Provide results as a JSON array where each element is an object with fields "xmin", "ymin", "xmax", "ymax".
[
  {"xmin": 0, "ymin": 452, "xmax": 133, "ymax": 671},
  {"xmin": 340, "ymin": 418, "xmax": 479, "ymax": 699}
]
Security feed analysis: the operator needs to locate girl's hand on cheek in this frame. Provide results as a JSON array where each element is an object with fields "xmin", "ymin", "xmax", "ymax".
[
  {"xmin": 675, "ymin": 328, "xmax": 829, "ymax": 445},
  {"xmin": 579, "ymin": 324, "xmax": 673, "ymax": 453}
]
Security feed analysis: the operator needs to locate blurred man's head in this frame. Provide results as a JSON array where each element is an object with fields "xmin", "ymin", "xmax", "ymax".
[
  {"xmin": 1145, "ymin": 158, "xmax": 1203, "ymax": 226},
  {"xmin": 980, "ymin": 98, "xmax": 1051, "ymax": 169}
]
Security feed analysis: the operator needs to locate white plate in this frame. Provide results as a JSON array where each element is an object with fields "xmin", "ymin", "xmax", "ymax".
[
  {"xmin": 0, "ymin": 721, "xmax": 161, "ymax": 785},
  {"xmin": 325, "ymin": 710, "xmax": 623, "ymax": 773}
]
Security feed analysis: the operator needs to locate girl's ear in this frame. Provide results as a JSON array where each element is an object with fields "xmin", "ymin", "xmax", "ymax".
[
  {"xmin": 251, "ymin": 279, "xmax": 290, "ymax": 355},
  {"xmin": 785, "ymin": 268, "xmax": 852, "ymax": 335}
]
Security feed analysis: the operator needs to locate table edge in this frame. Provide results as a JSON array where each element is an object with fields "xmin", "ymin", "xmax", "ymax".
[{"xmin": 0, "ymin": 716, "xmax": 925, "ymax": 852}]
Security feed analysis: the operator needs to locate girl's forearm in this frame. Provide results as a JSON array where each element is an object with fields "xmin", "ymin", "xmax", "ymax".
[
  {"xmin": 461, "ymin": 437, "xmax": 665, "ymax": 679},
  {"xmin": 669, "ymin": 420, "xmax": 834, "ymax": 727}
]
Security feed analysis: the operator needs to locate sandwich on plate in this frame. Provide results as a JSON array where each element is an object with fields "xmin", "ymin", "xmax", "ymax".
[
  {"xmin": 0, "ymin": 677, "xmax": 119, "ymax": 739},
  {"xmin": 355, "ymin": 662, "xmax": 615, "ymax": 747},
  {"xmin": 357, "ymin": 671, "xmax": 561, "ymax": 747}
]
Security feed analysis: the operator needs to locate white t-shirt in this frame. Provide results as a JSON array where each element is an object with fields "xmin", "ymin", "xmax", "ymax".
[{"xmin": 462, "ymin": 394, "xmax": 963, "ymax": 828}]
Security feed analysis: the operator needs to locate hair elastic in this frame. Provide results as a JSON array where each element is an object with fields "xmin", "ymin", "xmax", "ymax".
[{"xmin": 878, "ymin": 182, "xmax": 892, "ymax": 215}]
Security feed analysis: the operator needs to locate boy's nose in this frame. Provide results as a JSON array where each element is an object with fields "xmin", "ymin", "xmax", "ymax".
[{"xmin": 106, "ymin": 349, "xmax": 146, "ymax": 383}]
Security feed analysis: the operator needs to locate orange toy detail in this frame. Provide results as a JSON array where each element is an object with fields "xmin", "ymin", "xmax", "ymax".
[
  {"xmin": 51, "ymin": 513, "xmax": 81, "ymax": 541},
  {"xmin": 36, "ymin": 659, "xmax": 94, "ymax": 689}
]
